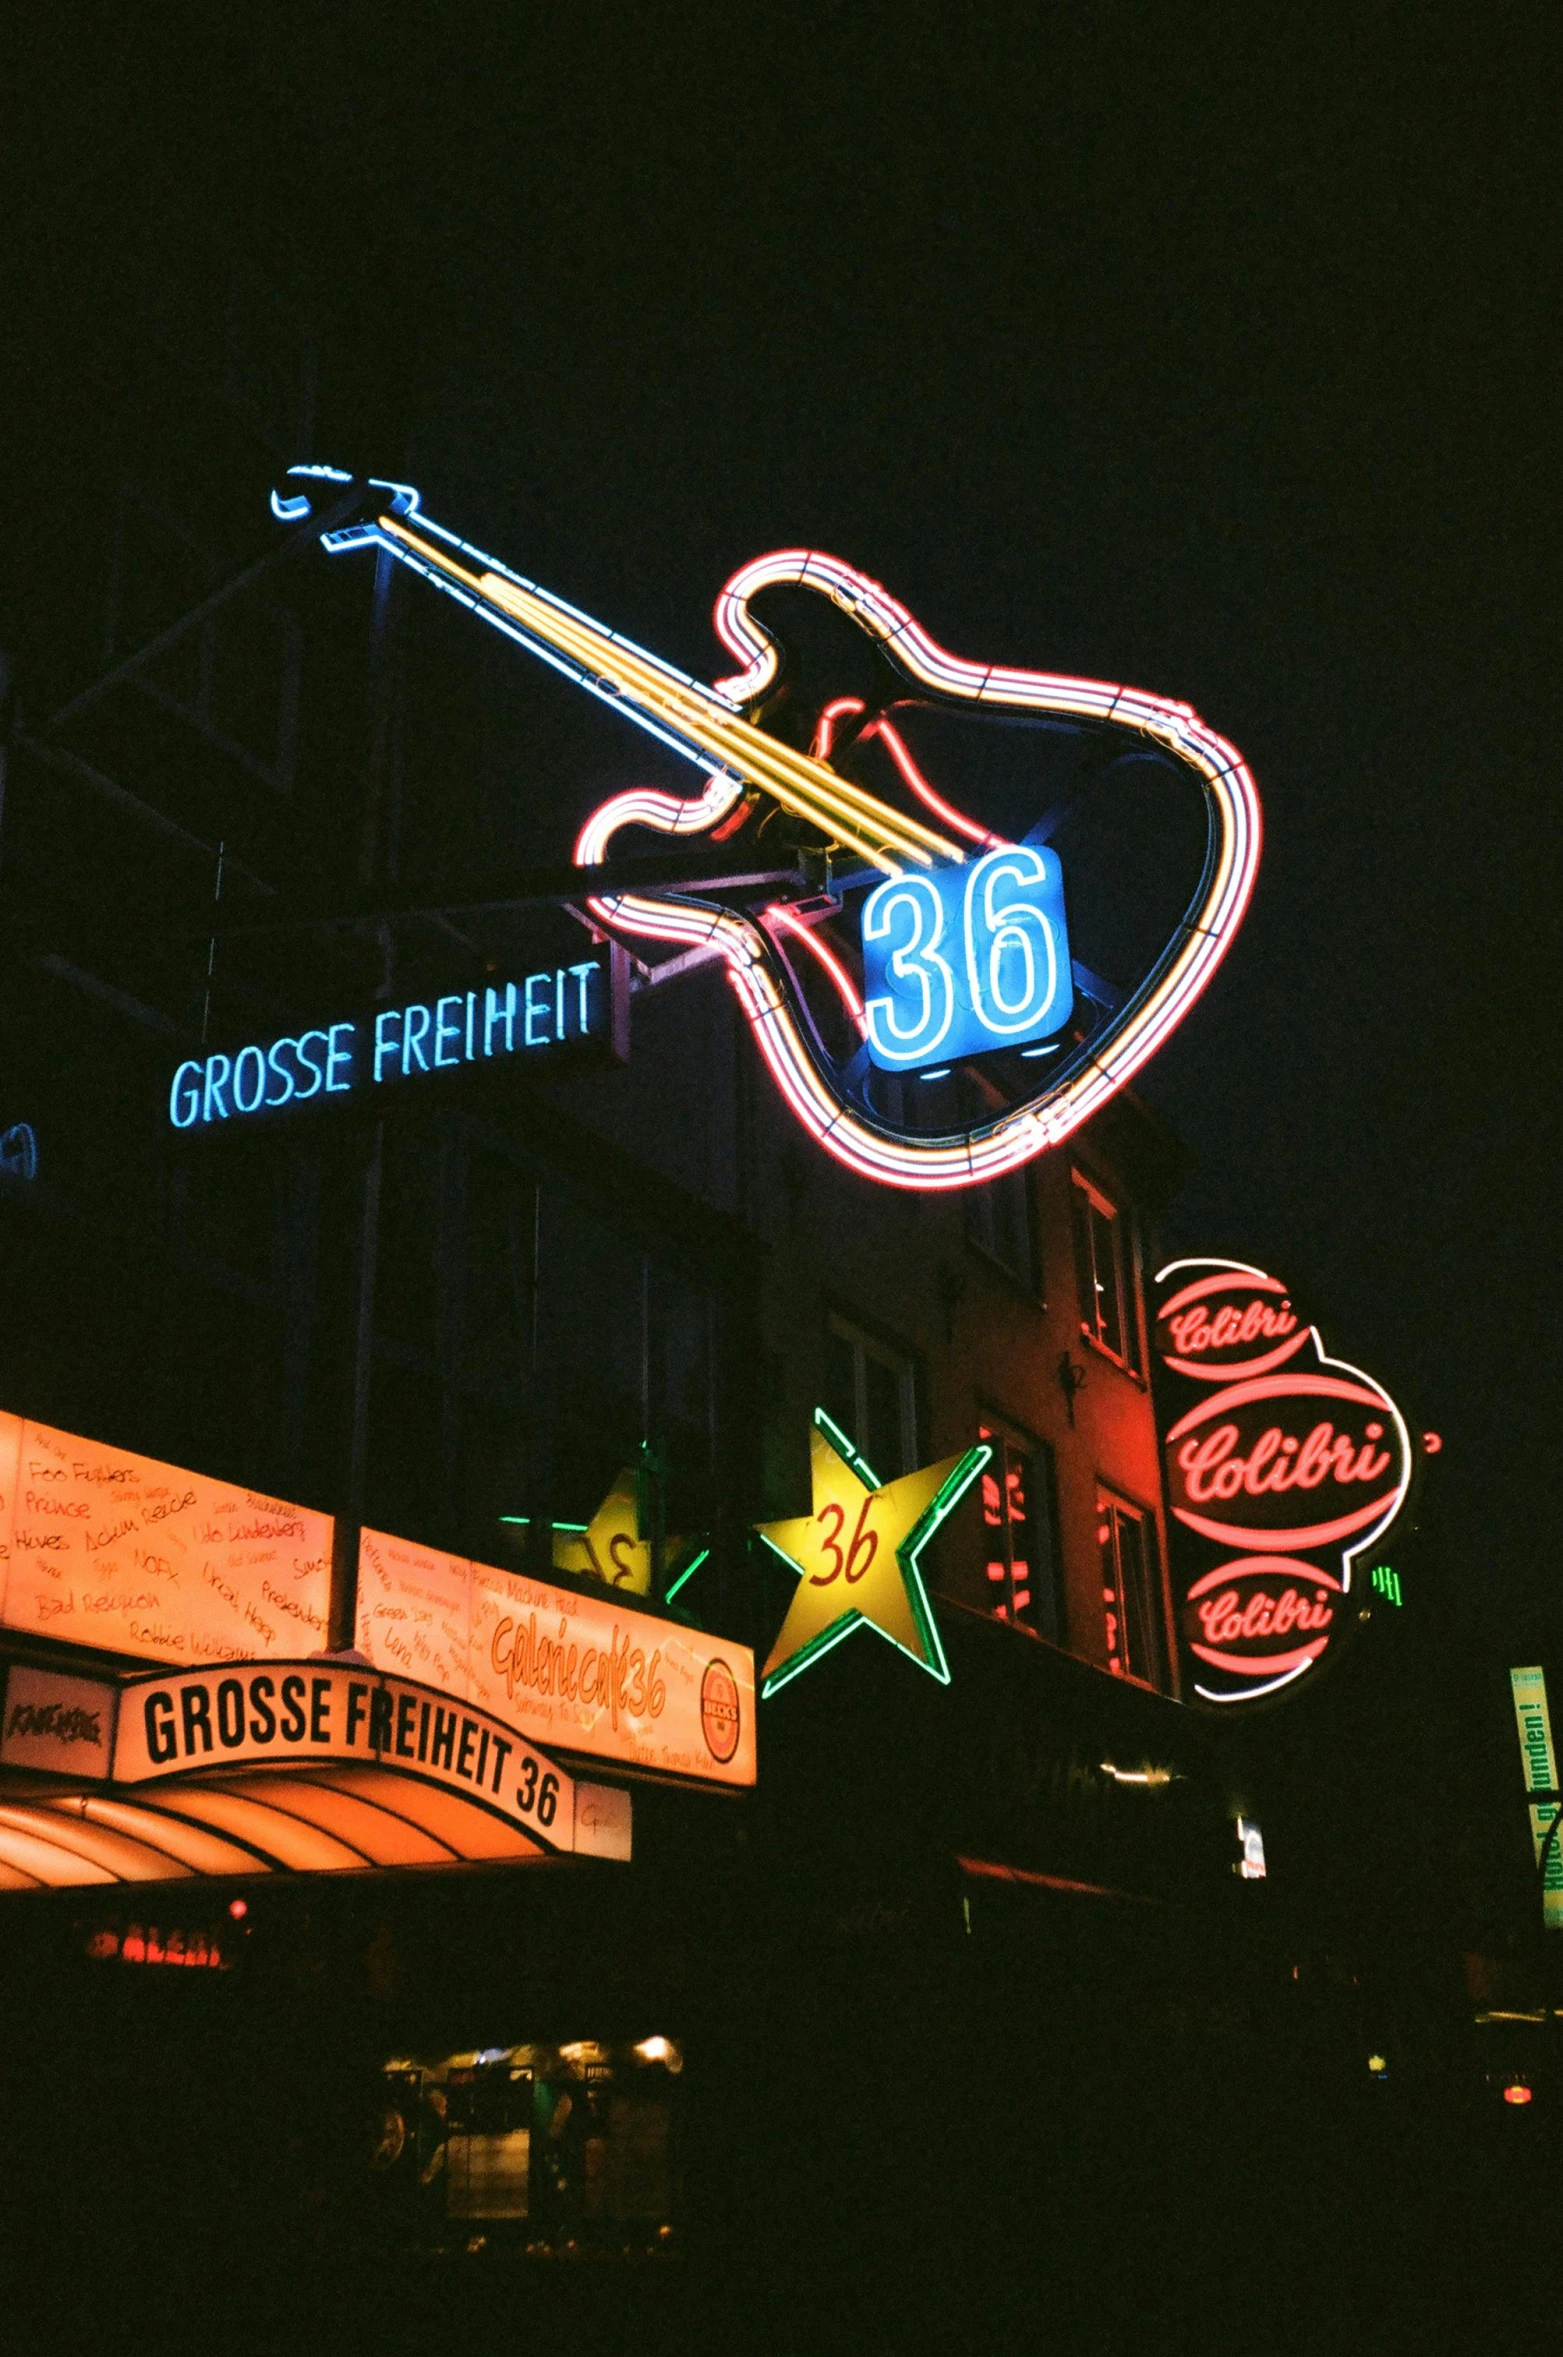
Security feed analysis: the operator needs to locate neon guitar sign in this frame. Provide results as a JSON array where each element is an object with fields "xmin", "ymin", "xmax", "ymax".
[{"xmin": 273, "ymin": 468, "xmax": 1261, "ymax": 1190}]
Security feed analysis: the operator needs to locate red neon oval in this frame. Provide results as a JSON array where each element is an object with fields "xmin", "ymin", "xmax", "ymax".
[
  {"xmin": 1161, "ymin": 1330, "xmax": 1312, "ymax": 1383},
  {"xmin": 1158, "ymin": 1270, "xmax": 1289, "ymax": 1320},
  {"xmin": 1175, "ymin": 1493, "xmax": 1401, "ymax": 1550},
  {"xmin": 1504, "ymin": 2084, "xmax": 1533, "ymax": 2106},
  {"xmin": 1188, "ymin": 1637, "xmax": 1328, "ymax": 1676},
  {"xmin": 1185, "ymin": 1555, "xmax": 1344, "ymax": 1603},
  {"xmin": 1165, "ymin": 1373, "xmax": 1391, "ymax": 1446},
  {"xmin": 1155, "ymin": 1272, "xmax": 1310, "ymax": 1382}
]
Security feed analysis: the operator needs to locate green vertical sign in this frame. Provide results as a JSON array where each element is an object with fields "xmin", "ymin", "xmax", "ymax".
[{"xmin": 1510, "ymin": 1666, "xmax": 1563, "ymax": 1931}]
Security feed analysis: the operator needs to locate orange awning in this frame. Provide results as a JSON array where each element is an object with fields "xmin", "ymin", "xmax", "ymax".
[{"xmin": 0, "ymin": 1765, "xmax": 547, "ymax": 1888}]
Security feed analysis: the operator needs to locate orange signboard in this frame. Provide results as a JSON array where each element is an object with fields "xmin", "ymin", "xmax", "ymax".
[
  {"xmin": 356, "ymin": 1528, "xmax": 756, "ymax": 1788},
  {"xmin": 0, "ymin": 1411, "xmax": 332, "ymax": 1667}
]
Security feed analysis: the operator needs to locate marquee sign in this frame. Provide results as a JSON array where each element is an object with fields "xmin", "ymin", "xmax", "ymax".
[
  {"xmin": 167, "ymin": 951, "xmax": 617, "ymax": 1132},
  {"xmin": 269, "ymin": 468, "xmax": 1261, "ymax": 1191},
  {"xmin": 354, "ymin": 1527, "xmax": 756, "ymax": 1788},
  {"xmin": 0, "ymin": 1408, "xmax": 332, "ymax": 1667},
  {"xmin": 0, "ymin": 1657, "xmax": 632, "ymax": 1860},
  {"xmin": 1152, "ymin": 1259, "xmax": 1412, "ymax": 1705},
  {"xmin": 113, "ymin": 1660, "xmax": 594, "ymax": 1849}
]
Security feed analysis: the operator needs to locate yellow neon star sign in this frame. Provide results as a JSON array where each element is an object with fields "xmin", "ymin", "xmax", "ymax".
[
  {"xmin": 757, "ymin": 1412, "xmax": 990, "ymax": 1697},
  {"xmin": 549, "ymin": 1467, "xmax": 694, "ymax": 1596}
]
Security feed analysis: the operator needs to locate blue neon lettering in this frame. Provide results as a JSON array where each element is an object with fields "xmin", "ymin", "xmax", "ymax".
[
  {"xmin": 294, "ymin": 1031, "xmax": 327, "ymax": 1099},
  {"xmin": 434, "ymin": 995, "xmax": 463, "ymax": 1066},
  {"xmin": 232, "ymin": 1044, "xmax": 267, "ymax": 1114},
  {"xmin": 203, "ymin": 1054, "xmax": 232, "ymax": 1122},
  {"xmin": 265, "ymin": 1038, "xmax": 297, "ymax": 1106},
  {"xmin": 962, "ymin": 846, "xmax": 1064, "ymax": 1037},
  {"xmin": 166, "ymin": 966, "xmax": 598, "ymax": 1129},
  {"xmin": 402, "ymin": 1005, "xmax": 431, "ymax": 1073},
  {"xmin": 484, "ymin": 984, "xmax": 517, "ymax": 1056},
  {"xmin": 170, "ymin": 1062, "xmax": 203, "ymax": 1129},
  {"xmin": 862, "ymin": 878, "xmax": 956, "ymax": 1068},
  {"xmin": 325, "ymin": 1022, "xmax": 356, "ymax": 1092}
]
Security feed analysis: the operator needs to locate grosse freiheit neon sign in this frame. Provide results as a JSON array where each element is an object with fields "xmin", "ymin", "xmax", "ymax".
[
  {"xmin": 168, "ymin": 954, "xmax": 610, "ymax": 1129},
  {"xmin": 272, "ymin": 469, "xmax": 1261, "ymax": 1189}
]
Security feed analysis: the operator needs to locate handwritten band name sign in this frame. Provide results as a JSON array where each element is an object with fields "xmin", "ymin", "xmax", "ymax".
[
  {"xmin": 355, "ymin": 1526, "xmax": 756, "ymax": 1788},
  {"xmin": 0, "ymin": 1410, "xmax": 332, "ymax": 1669},
  {"xmin": 168, "ymin": 949, "xmax": 616, "ymax": 1132},
  {"xmin": 1152, "ymin": 1260, "xmax": 1412, "ymax": 1706}
]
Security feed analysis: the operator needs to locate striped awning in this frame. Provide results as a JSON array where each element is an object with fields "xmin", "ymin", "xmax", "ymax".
[{"xmin": 0, "ymin": 1764, "xmax": 548, "ymax": 1887}]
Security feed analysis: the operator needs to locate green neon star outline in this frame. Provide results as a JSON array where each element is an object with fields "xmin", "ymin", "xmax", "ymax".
[
  {"xmin": 662, "ymin": 1545, "xmax": 711, "ymax": 1603},
  {"xmin": 500, "ymin": 1513, "xmax": 709, "ymax": 1604},
  {"xmin": 758, "ymin": 1408, "xmax": 991, "ymax": 1700}
]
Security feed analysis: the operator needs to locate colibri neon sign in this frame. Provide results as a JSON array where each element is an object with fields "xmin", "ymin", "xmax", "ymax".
[
  {"xmin": 1152, "ymin": 1259, "xmax": 1414, "ymax": 1706},
  {"xmin": 167, "ymin": 951, "xmax": 614, "ymax": 1130},
  {"xmin": 269, "ymin": 468, "xmax": 1261, "ymax": 1190}
]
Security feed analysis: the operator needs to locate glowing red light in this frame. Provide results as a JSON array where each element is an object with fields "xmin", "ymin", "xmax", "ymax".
[
  {"xmin": 1422, "ymin": 1431, "xmax": 1442, "ymax": 1455},
  {"xmin": 228, "ymin": 1897, "xmax": 249, "ymax": 1921},
  {"xmin": 1504, "ymin": 2083, "xmax": 1533, "ymax": 2106}
]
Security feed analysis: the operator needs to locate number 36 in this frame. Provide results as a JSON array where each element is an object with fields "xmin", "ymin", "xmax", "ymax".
[{"xmin": 860, "ymin": 844, "xmax": 1073, "ymax": 1072}]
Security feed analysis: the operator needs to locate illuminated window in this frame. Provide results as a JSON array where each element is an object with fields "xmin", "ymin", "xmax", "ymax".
[
  {"xmin": 1071, "ymin": 1170, "xmax": 1140, "ymax": 1370},
  {"xmin": 978, "ymin": 1420, "xmax": 1060, "ymax": 1641},
  {"xmin": 1097, "ymin": 1486, "xmax": 1166, "ymax": 1687},
  {"xmin": 824, "ymin": 1315, "xmax": 918, "ymax": 1482}
]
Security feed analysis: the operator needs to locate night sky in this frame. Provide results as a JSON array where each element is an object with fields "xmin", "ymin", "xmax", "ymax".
[{"xmin": 10, "ymin": 7, "xmax": 1555, "ymax": 1645}]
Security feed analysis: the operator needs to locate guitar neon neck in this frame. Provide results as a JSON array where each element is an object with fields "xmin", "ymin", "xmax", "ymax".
[{"xmin": 367, "ymin": 508, "xmax": 959, "ymax": 878}]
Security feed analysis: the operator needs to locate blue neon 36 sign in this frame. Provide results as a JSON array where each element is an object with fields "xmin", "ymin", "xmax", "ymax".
[{"xmin": 860, "ymin": 844, "xmax": 1073, "ymax": 1071}]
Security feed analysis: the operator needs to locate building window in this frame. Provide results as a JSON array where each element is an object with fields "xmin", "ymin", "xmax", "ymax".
[
  {"xmin": 1071, "ymin": 1169, "xmax": 1140, "ymax": 1371},
  {"xmin": 965, "ymin": 1166, "xmax": 1039, "ymax": 1292},
  {"xmin": 824, "ymin": 1315, "xmax": 918, "ymax": 1482},
  {"xmin": 1097, "ymin": 1487, "xmax": 1166, "ymax": 1687},
  {"xmin": 978, "ymin": 1419, "xmax": 1061, "ymax": 1641}
]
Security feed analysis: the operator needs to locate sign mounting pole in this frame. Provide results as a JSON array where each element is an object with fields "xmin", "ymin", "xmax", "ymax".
[{"xmin": 329, "ymin": 539, "xmax": 402, "ymax": 1652}]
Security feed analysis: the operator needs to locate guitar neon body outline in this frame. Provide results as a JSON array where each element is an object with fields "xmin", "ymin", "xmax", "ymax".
[{"xmin": 273, "ymin": 468, "xmax": 1261, "ymax": 1189}]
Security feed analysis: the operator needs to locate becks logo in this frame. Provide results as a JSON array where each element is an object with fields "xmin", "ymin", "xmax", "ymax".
[{"xmin": 700, "ymin": 1659, "xmax": 741, "ymax": 1764}]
